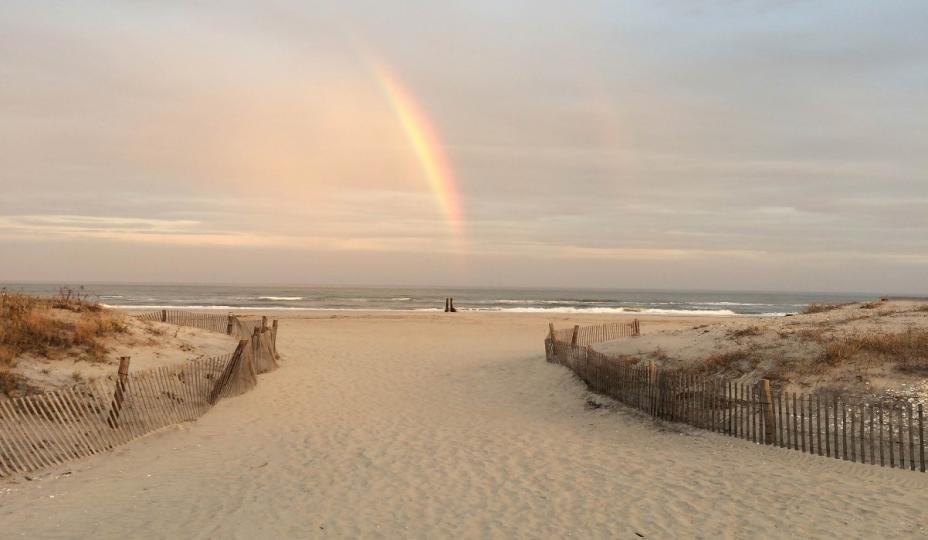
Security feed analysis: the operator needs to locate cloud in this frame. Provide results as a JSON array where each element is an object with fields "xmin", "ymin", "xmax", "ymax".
[{"xmin": 0, "ymin": 1, "xmax": 926, "ymax": 289}]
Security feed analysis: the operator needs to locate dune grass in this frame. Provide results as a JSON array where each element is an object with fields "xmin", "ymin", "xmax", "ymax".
[
  {"xmin": 822, "ymin": 330, "xmax": 928, "ymax": 373},
  {"xmin": 802, "ymin": 303, "xmax": 850, "ymax": 314},
  {"xmin": 0, "ymin": 289, "xmax": 127, "ymax": 394}
]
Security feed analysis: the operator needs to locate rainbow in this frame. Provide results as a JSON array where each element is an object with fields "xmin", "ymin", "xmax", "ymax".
[{"xmin": 370, "ymin": 63, "xmax": 464, "ymax": 238}]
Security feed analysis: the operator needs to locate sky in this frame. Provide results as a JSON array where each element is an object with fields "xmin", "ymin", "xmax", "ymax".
[{"xmin": 1, "ymin": 1, "xmax": 926, "ymax": 293}]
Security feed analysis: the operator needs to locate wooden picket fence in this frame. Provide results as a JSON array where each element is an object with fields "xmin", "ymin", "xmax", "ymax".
[
  {"xmin": 135, "ymin": 309, "xmax": 267, "ymax": 339},
  {"xmin": 546, "ymin": 322, "xmax": 928, "ymax": 473},
  {"xmin": 550, "ymin": 320, "xmax": 641, "ymax": 347},
  {"xmin": 0, "ymin": 311, "xmax": 280, "ymax": 478}
]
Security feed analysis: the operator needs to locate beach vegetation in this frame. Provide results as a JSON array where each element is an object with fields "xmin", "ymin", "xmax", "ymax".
[
  {"xmin": 0, "ymin": 290, "xmax": 127, "ymax": 368},
  {"xmin": 686, "ymin": 349, "xmax": 759, "ymax": 377},
  {"xmin": 729, "ymin": 325, "xmax": 763, "ymax": 338},
  {"xmin": 803, "ymin": 303, "xmax": 849, "ymax": 314}
]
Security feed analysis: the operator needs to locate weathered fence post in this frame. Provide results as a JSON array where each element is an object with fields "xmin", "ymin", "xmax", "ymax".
[
  {"xmin": 271, "ymin": 319, "xmax": 279, "ymax": 355},
  {"xmin": 161, "ymin": 309, "xmax": 167, "ymax": 322},
  {"xmin": 261, "ymin": 316, "xmax": 268, "ymax": 331},
  {"xmin": 634, "ymin": 319, "xmax": 640, "ymax": 336},
  {"xmin": 759, "ymin": 379, "xmax": 777, "ymax": 445},
  {"xmin": 226, "ymin": 314, "xmax": 234, "ymax": 335},
  {"xmin": 548, "ymin": 323, "xmax": 556, "ymax": 340},
  {"xmin": 648, "ymin": 361, "xmax": 658, "ymax": 416},
  {"xmin": 107, "ymin": 356, "xmax": 131, "ymax": 428},
  {"xmin": 570, "ymin": 325, "xmax": 580, "ymax": 347},
  {"xmin": 209, "ymin": 340, "xmax": 248, "ymax": 404}
]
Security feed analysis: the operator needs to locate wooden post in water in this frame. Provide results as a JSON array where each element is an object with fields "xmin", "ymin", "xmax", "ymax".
[
  {"xmin": 570, "ymin": 325, "xmax": 580, "ymax": 347},
  {"xmin": 449, "ymin": 298, "xmax": 457, "ymax": 313},
  {"xmin": 758, "ymin": 379, "xmax": 776, "ymax": 445},
  {"xmin": 107, "ymin": 357, "xmax": 131, "ymax": 428}
]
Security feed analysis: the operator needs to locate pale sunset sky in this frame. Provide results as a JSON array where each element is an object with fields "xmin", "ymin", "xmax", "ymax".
[{"xmin": 1, "ymin": 1, "xmax": 926, "ymax": 292}]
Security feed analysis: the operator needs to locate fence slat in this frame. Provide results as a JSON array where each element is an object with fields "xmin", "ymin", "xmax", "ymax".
[
  {"xmin": 19, "ymin": 396, "xmax": 70, "ymax": 465},
  {"xmin": 797, "ymin": 394, "xmax": 803, "ymax": 452},
  {"xmin": 148, "ymin": 368, "xmax": 175, "ymax": 427},
  {"xmin": 0, "ymin": 400, "xmax": 43, "ymax": 472},
  {"xmin": 147, "ymin": 366, "xmax": 174, "ymax": 425},
  {"xmin": 63, "ymin": 385, "xmax": 109, "ymax": 455},
  {"xmin": 808, "ymin": 396, "xmax": 815, "ymax": 455},
  {"xmin": 56, "ymin": 388, "xmax": 99, "ymax": 459},
  {"xmin": 899, "ymin": 406, "xmax": 906, "ymax": 469},
  {"xmin": 878, "ymin": 403, "xmax": 884, "ymax": 467},
  {"xmin": 0, "ymin": 406, "xmax": 29, "ymax": 474},
  {"xmin": 845, "ymin": 403, "xmax": 857, "ymax": 462},
  {"xmin": 908, "ymin": 403, "xmax": 916, "ymax": 471},
  {"xmin": 136, "ymin": 371, "xmax": 166, "ymax": 431},
  {"xmin": 889, "ymin": 403, "xmax": 896, "ymax": 468},
  {"xmin": 47, "ymin": 391, "xmax": 91, "ymax": 461},
  {"xmin": 919, "ymin": 404, "xmax": 925, "ymax": 473},
  {"xmin": 859, "ymin": 403, "xmax": 866, "ymax": 465},
  {"xmin": 839, "ymin": 397, "xmax": 846, "ymax": 461}
]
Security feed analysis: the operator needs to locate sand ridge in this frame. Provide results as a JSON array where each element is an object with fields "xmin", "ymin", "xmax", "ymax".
[{"xmin": 2, "ymin": 312, "xmax": 927, "ymax": 538}]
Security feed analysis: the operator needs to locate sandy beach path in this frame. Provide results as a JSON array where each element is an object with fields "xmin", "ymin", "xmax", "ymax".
[{"xmin": 3, "ymin": 313, "xmax": 928, "ymax": 538}]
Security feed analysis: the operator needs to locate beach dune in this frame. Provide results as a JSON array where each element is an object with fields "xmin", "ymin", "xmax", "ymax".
[{"xmin": 2, "ymin": 312, "xmax": 928, "ymax": 538}]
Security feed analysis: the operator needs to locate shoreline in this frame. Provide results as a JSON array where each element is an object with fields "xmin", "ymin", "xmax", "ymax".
[{"xmin": 112, "ymin": 306, "xmax": 770, "ymax": 319}]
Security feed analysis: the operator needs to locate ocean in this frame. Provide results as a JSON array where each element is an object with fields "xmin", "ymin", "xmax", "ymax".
[{"xmin": 0, "ymin": 283, "xmax": 876, "ymax": 316}]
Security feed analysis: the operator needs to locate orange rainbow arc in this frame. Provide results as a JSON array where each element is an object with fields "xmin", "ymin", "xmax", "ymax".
[{"xmin": 371, "ymin": 63, "xmax": 464, "ymax": 239}]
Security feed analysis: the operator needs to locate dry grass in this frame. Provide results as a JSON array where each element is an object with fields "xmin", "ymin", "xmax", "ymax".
[
  {"xmin": 608, "ymin": 354, "xmax": 645, "ymax": 367},
  {"xmin": 685, "ymin": 349, "xmax": 758, "ymax": 377},
  {"xmin": 819, "ymin": 330, "xmax": 928, "ymax": 373},
  {"xmin": 144, "ymin": 322, "xmax": 167, "ymax": 337},
  {"xmin": 0, "ymin": 368, "xmax": 22, "ymax": 395},
  {"xmin": 822, "ymin": 340, "xmax": 861, "ymax": 366},
  {"xmin": 795, "ymin": 327, "xmax": 828, "ymax": 342},
  {"xmin": 647, "ymin": 347, "xmax": 671, "ymax": 362},
  {"xmin": 50, "ymin": 286, "xmax": 103, "ymax": 313},
  {"xmin": 729, "ymin": 326, "xmax": 763, "ymax": 338},
  {"xmin": 803, "ymin": 303, "xmax": 849, "ymax": 314},
  {"xmin": 0, "ymin": 290, "xmax": 127, "ymax": 368}
]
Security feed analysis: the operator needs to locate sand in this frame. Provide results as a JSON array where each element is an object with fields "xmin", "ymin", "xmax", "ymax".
[
  {"xmin": 3, "ymin": 312, "xmax": 928, "ymax": 538},
  {"xmin": 595, "ymin": 300, "xmax": 928, "ymax": 399},
  {"xmin": 7, "ymin": 316, "xmax": 238, "ymax": 396}
]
